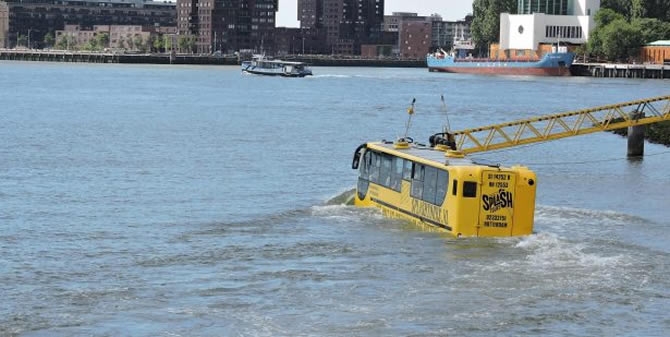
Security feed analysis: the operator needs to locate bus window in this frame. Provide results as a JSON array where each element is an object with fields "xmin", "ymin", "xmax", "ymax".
[
  {"xmin": 411, "ymin": 163, "xmax": 424, "ymax": 199},
  {"xmin": 391, "ymin": 157, "xmax": 403, "ymax": 191},
  {"xmin": 380, "ymin": 154, "xmax": 392, "ymax": 187},
  {"xmin": 463, "ymin": 181, "xmax": 477, "ymax": 198},
  {"xmin": 435, "ymin": 169, "xmax": 449, "ymax": 205},
  {"xmin": 360, "ymin": 150, "xmax": 370, "ymax": 179},
  {"xmin": 423, "ymin": 166, "xmax": 438, "ymax": 204},
  {"xmin": 370, "ymin": 152, "xmax": 380, "ymax": 183},
  {"xmin": 402, "ymin": 159, "xmax": 412, "ymax": 180}
]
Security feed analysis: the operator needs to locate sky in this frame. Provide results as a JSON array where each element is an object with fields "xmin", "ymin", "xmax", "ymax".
[{"xmin": 275, "ymin": 0, "xmax": 474, "ymax": 28}]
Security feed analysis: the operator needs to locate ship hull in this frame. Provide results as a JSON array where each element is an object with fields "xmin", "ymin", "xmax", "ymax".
[
  {"xmin": 427, "ymin": 52, "xmax": 574, "ymax": 77},
  {"xmin": 428, "ymin": 66, "xmax": 571, "ymax": 76}
]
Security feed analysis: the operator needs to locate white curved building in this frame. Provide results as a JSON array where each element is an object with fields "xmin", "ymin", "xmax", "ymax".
[{"xmin": 500, "ymin": 0, "xmax": 600, "ymax": 51}]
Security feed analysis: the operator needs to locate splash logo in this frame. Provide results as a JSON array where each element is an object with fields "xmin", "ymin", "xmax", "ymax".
[{"xmin": 482, "ymin": 189, "xmax": 513, "ymax": 213}]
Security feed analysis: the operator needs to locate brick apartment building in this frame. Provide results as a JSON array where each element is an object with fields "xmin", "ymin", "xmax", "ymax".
[
  {"xmin": 0, "ymin": 0, "xmax": 176, "ymax": 49},
  {"xmin": 176, "ymin": 0, "xmax": 278, "ymax": 54}
]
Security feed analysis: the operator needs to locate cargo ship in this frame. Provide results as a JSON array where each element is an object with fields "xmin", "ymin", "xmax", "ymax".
[{"xmin": 427, "ymin": 48, "xmax": 574, "ymax": 76}]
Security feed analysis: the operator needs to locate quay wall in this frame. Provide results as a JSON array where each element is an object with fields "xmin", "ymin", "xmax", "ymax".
[{"xmin": 0, "ymin": 50, "xmax": 425, "ymax": 67}]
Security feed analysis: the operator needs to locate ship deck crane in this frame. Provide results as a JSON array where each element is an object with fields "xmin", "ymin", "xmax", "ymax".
[{"xmin": 446, "ymin": 95, "xmax": 670, "ymax": 154}]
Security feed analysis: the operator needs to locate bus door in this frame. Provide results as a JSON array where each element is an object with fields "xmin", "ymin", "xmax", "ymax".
[{"xmin": 478, "ymin": 170, "xmax": 516, "ymax": 236}]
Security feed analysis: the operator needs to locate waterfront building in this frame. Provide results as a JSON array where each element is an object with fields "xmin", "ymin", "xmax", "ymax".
[
  {"xmin": 386, "ymin": 12, "xmax": 472, "ymax": 58},
  {"xmin": 498, "ymin": 0, "xmax": 600, "ymax": 58},
  {"xmin": 383, "ymin": 12, "xmax": 419, "ymax": 33},
  {"xmin": 54, "ymin": 24, "xmax": 175, "ymax": 51},
  {"xmin": 273, "ymin": 27, "xmax": 326, "ymax": 55},
  {"xmin": 430, "ymin": 14, "xmax": 472, "ymax": 53},
  {"xmin": 176, "ymin": 0, "xmax": 277, "ymax": 54},
  {"xmin": 640, "ymin": 40, "xmax": 670, "ymax": 65},
  {"xmin": 0, "ymin": 0, "xmax": 176, "ymax": 49},
  {"xmin": 383, "ymin": 12, "xmax": 429, "ymax": 58},
  {"xmin": 312, "ymin": 0, "xmax": 383, "ymax": 55},
  {"xmin": 400, "ymin": 20, "xmax": 431, "ymax": 60},
  {"xmin": 297, "ymin": 0, "xmax": 320, "ymax": 29},
  {"xmin": 0, "ymin": 2, "xmax": 8, "ymax": 48}
]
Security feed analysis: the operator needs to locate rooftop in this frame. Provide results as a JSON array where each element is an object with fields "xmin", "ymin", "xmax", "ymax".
[{"xmin": 647, "ymin": 40, "xmax": 670, "ymax": 47}]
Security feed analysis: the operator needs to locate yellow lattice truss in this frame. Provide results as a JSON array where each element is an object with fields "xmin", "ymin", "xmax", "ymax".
[{"xmin": 452, "ymin": 95, "xmax": 670, "ymax": 154}]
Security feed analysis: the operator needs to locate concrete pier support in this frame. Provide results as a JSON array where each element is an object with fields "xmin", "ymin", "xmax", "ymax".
[{"xmin": 627, "ymin": 111, "xmax": 645, "ymax": 157}]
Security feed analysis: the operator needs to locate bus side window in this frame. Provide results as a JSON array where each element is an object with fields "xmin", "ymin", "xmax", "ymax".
[
  {"xmin": 435, "ymin": 170, "xmax": 449, "ymax": 205},
  {"xmin": 380, "ymin": 154, "xmax": 392, "ymax": 187},
  {"xmin": 452, "ymin": 179, "xmax": 458, "ymax": 196},
  {"xmin": 423, "ymin": 166, "xmax": 438, "ymax": 205},
  {"xmin": 402, "ymin": 159, "xmax": 412, "ymax": 180},
  {"xmin": 391, "ymin": 157, "xmax": 403, "ymax": 191},
  {"xmin": 370, "ymin": 152, "xmax": 380, "ymax": 183},
  {"xmin": 360, "ymin": 151, "xmax": 370, "ymax": 178},
  {"xmin": 463, "ymin": 181, "xmax": 477, "ymax": 198},
  {"xmin": 411, "ymin": 163, "xmax": 424, "ymax": 199}
]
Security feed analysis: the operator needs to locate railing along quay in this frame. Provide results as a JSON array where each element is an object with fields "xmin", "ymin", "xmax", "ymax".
[{"xmin": 0, "ymin": 49, "xmax": 238, "ymax": 65}]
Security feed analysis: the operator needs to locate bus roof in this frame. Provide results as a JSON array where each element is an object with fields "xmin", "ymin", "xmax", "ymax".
[{"xmin": 366, "ymin": 141, "xmax": 503, "ymax": 169}]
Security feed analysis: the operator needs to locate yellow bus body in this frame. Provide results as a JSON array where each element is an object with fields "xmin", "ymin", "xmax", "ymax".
[{"xmin": 352, "ymin": 141, "xmax": 536, "ymax": 237}]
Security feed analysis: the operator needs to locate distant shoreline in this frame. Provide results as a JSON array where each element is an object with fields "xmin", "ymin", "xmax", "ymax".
[
  {"xmin": 2, "ymin": 49, "xmax": 668, "ymax": 78},
  {"xmin": 0, "ymin": 49, "xmax": 425, "ymax": 68}
]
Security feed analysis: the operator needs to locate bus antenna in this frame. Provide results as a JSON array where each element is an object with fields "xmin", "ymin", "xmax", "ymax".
[
  {"xmin": 404, "ymin": 97, "xmax": 416, "ymax": 138},
  {"xmin": 441, "ymin": 94, "xmax": 451, "ymax": 133}
]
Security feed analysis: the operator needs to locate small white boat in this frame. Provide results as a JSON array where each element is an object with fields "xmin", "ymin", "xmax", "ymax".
[{"xmin": 241, "ymin": 55, "xmax": 312, "ymax": 77}]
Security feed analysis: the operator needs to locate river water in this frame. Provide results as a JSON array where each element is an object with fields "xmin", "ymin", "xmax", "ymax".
[{"xmin": 1, "ymin": 61, "xmax": 669, "ymax": 336}]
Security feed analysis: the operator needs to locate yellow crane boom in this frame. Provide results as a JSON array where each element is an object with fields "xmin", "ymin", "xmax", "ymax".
[{"xmin": 451, "ymin": 95, "xmax": 670, "ymax": 154}]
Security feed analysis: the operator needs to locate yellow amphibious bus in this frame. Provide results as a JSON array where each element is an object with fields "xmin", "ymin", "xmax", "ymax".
[{"xmin": 351, "ymin": 134, "xmax": 537, "ymax": 237}]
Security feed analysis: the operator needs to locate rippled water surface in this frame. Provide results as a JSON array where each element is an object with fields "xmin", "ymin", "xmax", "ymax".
[{"xmin": 1, "ymin": 61, "xmax": 669, "ymax": 336}]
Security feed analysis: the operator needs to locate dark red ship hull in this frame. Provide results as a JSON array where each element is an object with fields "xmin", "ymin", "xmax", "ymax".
[{"xmin": 428, "ymin": 66, "xmax": 571, "ymax": 76}]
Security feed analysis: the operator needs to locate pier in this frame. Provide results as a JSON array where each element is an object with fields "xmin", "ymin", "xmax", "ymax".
[{"xmin": 571, "ymin": 62, "xmax": 670, "ymax": 79}]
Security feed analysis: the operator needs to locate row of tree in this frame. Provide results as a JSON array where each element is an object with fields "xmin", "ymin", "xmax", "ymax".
[
  {"xmin": 25, "ymin": 32, "xmax": 197, "ymax": 54},
  {"xmin": 469, "ymin": 0, "xmax": 670, "ymax": 62},
  {"xmin": 586, "ymin": 1, "xmax": 670, "ymax": 61}
]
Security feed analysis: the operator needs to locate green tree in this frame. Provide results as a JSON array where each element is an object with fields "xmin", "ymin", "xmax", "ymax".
[
  {"xmin": 600, "ymin": 19, "xmax": 641, "ymax": 61},
  {"xmin": 630, "ymin": 0, "xmax": 647, "ymax": 19},
  {"xmin": 595, "ymin": 7, "xmax": 626, "ymax": 26},
  {"xmin": 133, "ymin": 35, "xmax": 144, "ymax": 51},
  {"xmin": 83, "ymin": 39, "xmax": 96, "ymax": 51},
  {"xmin": 643, "ymin": 0, "xmax": 670, "ymax": 21},
  {"xmin": 16, "ymin": 34, "xmax": 27, "ymax": 47},
  {"xmin": 152, "ymin": 34, "xmax": 163, "ymax": 52},
  {"xmin": 586, "ymin": 9, "xmax": 626, "ymax": 59},
  {"xmin": 471, "ymin": 0, "xmax": 516, "ymax": 56},
  {"xmin": 587, "ymin": 7, "xmax": 670, "ymax": 61},
  {"xmin": 164, "ymin": 35, "xmax": 173, "ymax": 52},
  {"xmin": 94, "ymin": 32, "xmax": 109, "ymax": 50},
  {"xmin": 118, "ymin": 37, "xmax": 126, "ymax": 50},
  {"xmin": 55, "ymin": 35, "xmax": 67, "ymax": 49},
  {"xmin": 178, "ymin": 36, "xmax": 196, "ymax": 53},
  {"xmin": 632, "ymin": 17, "xmax": 670, "ymax": 42},
  {"xmin": 602, "ymin": 0, "xmax": 670, "ymax": 20},
  {"xmin": 43, "ymin": 32, "xmax": 55, "ymax": 48}
]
